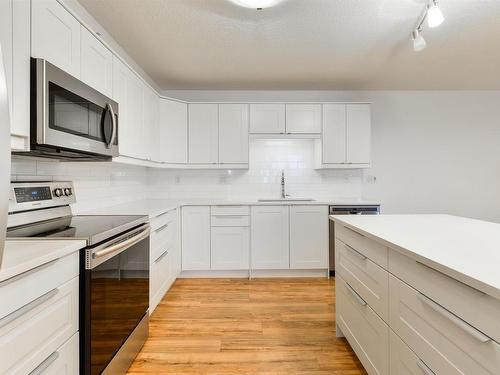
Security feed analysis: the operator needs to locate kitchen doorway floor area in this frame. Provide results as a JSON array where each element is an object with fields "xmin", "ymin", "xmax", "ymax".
[{"xmin": 128, "ymin": 278, "xmax": 366, "ymax": 374}]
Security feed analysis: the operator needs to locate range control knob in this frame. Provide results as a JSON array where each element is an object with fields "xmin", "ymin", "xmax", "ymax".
[
  {"xmin": 54, "ymin": 188, "xmax": 63, "ymax": 197},
  {"xmin": 64, "ymin": 188, "xmax": 72, "ymax": 196}
]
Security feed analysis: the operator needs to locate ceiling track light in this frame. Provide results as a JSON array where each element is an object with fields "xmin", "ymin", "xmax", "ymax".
[{"xmin": 410, "ymin": 0, "xmax": 445, "ymax": 52}]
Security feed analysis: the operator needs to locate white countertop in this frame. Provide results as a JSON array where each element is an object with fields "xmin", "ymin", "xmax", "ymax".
[
  {"xmin": 0, "ymin": 240, "xmax": 86, "ymax": 283},
  {"xmin": 330, "ymin": 214, "xmax": 500, "ymax": 299},
  {"xmin": 84, "ymin": 198, "xmax": 380, "ymax": 218}
]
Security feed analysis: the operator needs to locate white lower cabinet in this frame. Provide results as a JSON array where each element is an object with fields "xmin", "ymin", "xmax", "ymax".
[
  {"xmin": 149, "ymin": 209, "xmax": 180, "ymax": 313},
  {"xmin": 336, "ymin": 275, "xmax": 389, "ymax": 375},
  {"xmin": 389, "ymin": 274, "xmax": 500, "ymax": 375},
  {"xmin": 289, "ymin": 205, "xmax": 328, "ymax": 269},
  {"xmin": 390, "ymin": 330, "xmax": 434, "ymax": 375},
  {"xmin": 0, "ymin": 276, "xmax": 79, "ymax": 375},
  {"xmin": 250, "ymin": 205, "xmax": 290, "ymax": 269},
  {"xmin": 211, "ymin": 226, "xmax": 249, "ymax": 270},
  {"xmin": 181, "ymin": 206, "xmax": 211, "ymax": 270},
  {"xmin": 37, "ymin": 332, "xmax": 79, "ymax": 375}
]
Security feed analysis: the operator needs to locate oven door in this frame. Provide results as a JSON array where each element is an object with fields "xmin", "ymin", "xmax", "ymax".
[
  {"xmin": 34, "ymin": 58, "xmax": 118, "ymax": 158},
  {"xmin": 81, "ymin": 224, "xmax": 149, "ymax": 375}
]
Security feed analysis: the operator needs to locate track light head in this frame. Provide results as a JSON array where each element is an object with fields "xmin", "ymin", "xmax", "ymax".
[
  {"xmin": 427, "ymin": 0, "xmax": 444, "ymax": 28},
  {"xmin": 412, "ymin": 29, "xmax": 427, "ymax": 52}
]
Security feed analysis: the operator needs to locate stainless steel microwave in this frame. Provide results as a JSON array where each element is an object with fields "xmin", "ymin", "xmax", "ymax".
[{"xmin": 21, "ymin": 58, "xmax": 119, "ymax": 160}]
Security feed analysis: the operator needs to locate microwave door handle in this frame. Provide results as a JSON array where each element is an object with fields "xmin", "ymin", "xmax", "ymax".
[{"xmin": 105, "ymin": 103, "xmax": 117, "ymax": 149}]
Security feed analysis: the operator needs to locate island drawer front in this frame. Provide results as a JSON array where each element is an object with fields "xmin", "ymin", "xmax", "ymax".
[
  {"xmin": 337, "ymin": 276, "xmax": 389, "ymax": 375},
  {"xmin": 389, "ymin": 250, "xmax": 500, "ymax": 344},
  {"xmin": 211, "ymin": 215, "xmax": 250, "ymax": 227},
  {"xmin": 389, "ymin": 275, "xmax": 500, "ymax": 375},
  {"xmin": 336, "ymin": 224, "xmax": 388, "ymax": 269},
  {"xmin": 150, "ymin": 209, "xmax": 176, "ymax": 232},
  {"xmin": 0, "ymin": 252, "xmax": 79, "ymax": 319},
  {"xmin": 36, "ymin": 332, "xmax": 79, "ymax": 375},
  {"xmin": 336, "ymin": 239, "xmax": 389, "ymax": 322},
  {"xmin": 0, "ymin": 276, "xmax": 79, "ymax": 375},
  {"xmin": 390, "ymin": 330, "xmax": 435, "ymax": 375},
  {"xmin": 211, "ymin": 205, "xmax": 249, "ymax": 216},
  {"xmin": 151, "ymin": 219, "xmax": 176, "ymax": 262}
]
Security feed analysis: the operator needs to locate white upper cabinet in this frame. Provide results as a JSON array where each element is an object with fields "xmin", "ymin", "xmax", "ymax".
[
  {"xmin": 112, "ymin": 57, "xmax": 144, "ymax": 159},
  {"xmin": 285, "ymin": 104, "xmax": 321, "ymax": 134},
  {"xmin": 289, "ymin": 205, "xmax": 328, "ymax": 269},
  {"xmin": 143, "ymin": 85, "xmax": 160, "ymax": 161},
  {"xmin": 80, "ymin": 27, "xmax": 112, "ymax": 97},
  {"xmin": 250, "ymin": 206, "xmax": 290, "ymax": 269},
  {"xmin": 346, "ymin": 104, "xmax": 371, "ymax": 164},
  {"xmin": 218, "ymin": 104, "xmax": 249, "ymax": 164},
  {"xmin": 320, "ymin": 103, "xmax": 371, "ymax": 167},
  {"xmin": 322, "ymin": 104, "xmax": 346, "ymax": 164},
  {"xmin": 31, "ymin": 0, "xmax": 81, "ymax": 78},
  {"xmin": 159, "ymin": 99, "xmax": 188, "ymax": 164},
  {"xmin": 188, "ymin": 104, "xmax": 218, "ymax": 164},
  {"xmin": 249, "ymin": 104, "xmax": 285, "ymax": 134},
  {"xmin": 0, "ymin": 0, "xmax": 13, "ymax": 118},
  {"xmin": 1, "ymin": 0, "xmax": 30, "ymax": 151},
  {"xmin": 181, "ymin": 206, "xmax": 211, "ymax": 271}
]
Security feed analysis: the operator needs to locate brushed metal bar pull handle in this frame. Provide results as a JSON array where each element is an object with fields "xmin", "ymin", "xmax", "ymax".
[
  {"xmin": 0, "ymin": 258, "xmax": 58, "ymax": 287},
  {"xmin": 344, "ymin": 226, "xmax": 365, "ymax": 238},
  {"xmin": 345, "ymin": 244, "xmax": 367, "ymax": 260},
  {"xmin": 344, "ymin": 281, "xmax": 367, "ymax": 306},
  {"xmin": 212, "ymin": 215, "xmax": 246, "ymax": 218},
  {"xmin": 155, "ymin": 223, "xmax": 169, "ymax": 233},
  {"xmin": 155, "ymin": 249, "xmax": 169, "ymax": 263},
  {"xmin": 0, "ymin": 288, "xmax": 59, "ymax": 329},
  {"xmin": 415, "ymin": 261, "xmax": 486, "ymax": 296},
  {"xmin": 29, "ymin": 351, "xmax": 60, "ymax": 375},
  {"xmin": 94, "ymin": 227, "xmax": 150, "ymax": 259},
  {"xmin": 154, "ymin": 210, "xmax": 171, "ymax": 219},
  {"xmin": 417, "ymin": 359, "xmax": 435, "ymax": 375},
  {"xmin": 417, "ymin": 292, "xmax": 491, "ymax": 343}
]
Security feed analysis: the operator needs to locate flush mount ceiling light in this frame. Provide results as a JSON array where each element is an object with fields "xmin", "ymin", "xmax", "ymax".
[
  {"xmin": 228, "ymin": 0, "xmax": 286, "ymax": 10},
  {"xmin": 410, "ymin": 0, "xmax": 445, "ymax": 52}
]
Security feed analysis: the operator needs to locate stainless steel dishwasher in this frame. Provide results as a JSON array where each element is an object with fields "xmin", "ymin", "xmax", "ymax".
[{"xmin": 329, "ymin": 205, "xmax": 380, "ymax": 276}]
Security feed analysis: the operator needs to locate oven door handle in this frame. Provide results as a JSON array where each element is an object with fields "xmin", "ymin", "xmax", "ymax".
[{"xmin": 93, "ymin": 226, "xmax": 150, "ymax": 259}]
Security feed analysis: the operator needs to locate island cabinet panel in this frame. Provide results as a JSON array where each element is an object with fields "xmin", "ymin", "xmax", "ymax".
[
  {"xmin": 389, "ymin": 274, "xmax": 500, "ymax": 375},
  {"xmin": 336, "ymin": 238, "xmax": 389, "ymax": 322},
  {"xmin": 390, "ymin": 330, "xmax": 434, "ymax": 375},
  {"xmin": 389, "ymin": 249, "xmax": 500, "ymax": 345},
  {"xmin": 336, "ymin": 275, "xmax": 389, "ymax": 375},
  {"xmin": 335, "ymin": 223, "xmax": 388, "ymax": 269}
]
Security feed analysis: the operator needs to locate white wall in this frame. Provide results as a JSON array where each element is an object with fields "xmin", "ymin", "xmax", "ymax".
[
  {"xmin": 10, "ymin": 158, "xmax": 149, "ymax": 214},
  {"xmin": 162, "ymin": 90, "xmax": 500, "ymax": 222}
]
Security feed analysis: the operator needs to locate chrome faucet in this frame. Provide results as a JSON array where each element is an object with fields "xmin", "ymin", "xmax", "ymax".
[{"xmin": 280, "ymin": 169, "xmax": 288, "ymax": 199}]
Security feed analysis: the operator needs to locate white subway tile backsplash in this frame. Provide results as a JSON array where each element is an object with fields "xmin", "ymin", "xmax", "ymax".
[{"xmin": 11, "ymin": 139, "xmax": 364, "ymax": 211}]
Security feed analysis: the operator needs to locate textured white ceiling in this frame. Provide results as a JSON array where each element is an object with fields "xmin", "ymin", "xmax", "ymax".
[{"xmin": 78, "ymin": 0, "xmax": 500, "ymax": 90}]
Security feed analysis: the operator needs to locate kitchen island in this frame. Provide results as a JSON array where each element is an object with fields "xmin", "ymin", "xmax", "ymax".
[{"xmin": 330, "ymin": 214, "xmax": 500, "ymax": 375}]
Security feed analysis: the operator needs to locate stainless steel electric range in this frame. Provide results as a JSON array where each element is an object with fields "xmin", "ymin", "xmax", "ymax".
[{"xmin": 7, "ymin": 181, "xmax": 150, "ymax": 375}]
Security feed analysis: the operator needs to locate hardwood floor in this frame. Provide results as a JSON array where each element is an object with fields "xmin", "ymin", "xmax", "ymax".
[{"xmin": 128, "ymin": 278, "xmax": 367, "ymax": 374}]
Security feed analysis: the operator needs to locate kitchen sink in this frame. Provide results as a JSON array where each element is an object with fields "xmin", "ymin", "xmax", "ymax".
[{"xmin": 258, "ymin": 198, "xmax": 316, "ymax": 202}]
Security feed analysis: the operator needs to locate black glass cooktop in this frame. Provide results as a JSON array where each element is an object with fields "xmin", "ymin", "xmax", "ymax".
[{"xmin": 7, "ymin": 215, "xmax": 147, "ymax": 245}]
